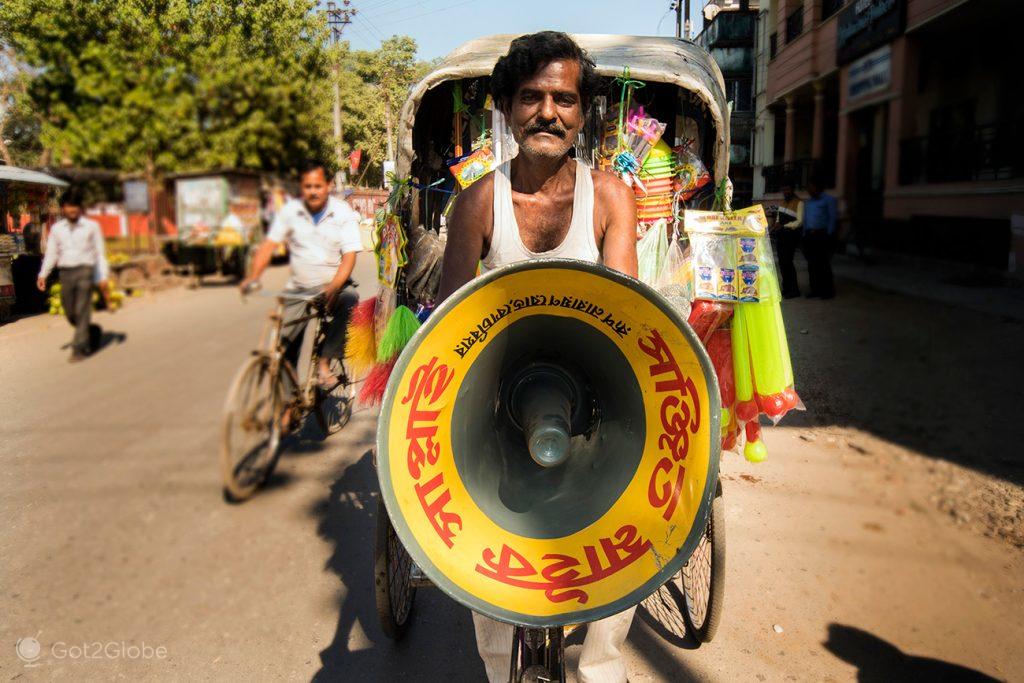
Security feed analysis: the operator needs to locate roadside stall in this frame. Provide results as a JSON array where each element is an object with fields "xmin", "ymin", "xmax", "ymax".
[
  {"xmin": 162, "ymin": 170, "xmax": 263, "ymax": 285},
  {"xmin": 0, "ymin": 165, "xmax": 68, "ymax": 321}
]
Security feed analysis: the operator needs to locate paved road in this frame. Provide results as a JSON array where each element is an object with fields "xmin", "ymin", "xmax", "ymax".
[{"xmin": 2, "ymin": 255, "xmax": 1021, "ymax": 681}]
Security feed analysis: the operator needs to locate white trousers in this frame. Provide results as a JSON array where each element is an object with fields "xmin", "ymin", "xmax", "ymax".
[{"xmin": 472, "ymin": 607, "xmax": 636, "ymax": 683}]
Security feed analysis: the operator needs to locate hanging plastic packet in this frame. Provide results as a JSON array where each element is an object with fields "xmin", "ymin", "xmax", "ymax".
[
  {"xmin": 449, "ymin": 146, "xmax": 495, "ymax": 189},
  {"xmin": 684, "ymin": 205, "xmax": 772, "ymax": 303},
  {"xmin": 655, "ymin": 227, "xmax": 690, "ymax": 292},
  {"xmin": 674, "ymin": 147, "xmax": 711, "ymax": 200},
  {"xmin": 637, "ymin": 218, "xmax": 668, "ymax": 285}
]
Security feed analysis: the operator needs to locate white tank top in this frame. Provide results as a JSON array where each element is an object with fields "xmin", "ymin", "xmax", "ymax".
[{"xmin": 481, "ymin": 159, "xmax": 600, "ymax": 272}]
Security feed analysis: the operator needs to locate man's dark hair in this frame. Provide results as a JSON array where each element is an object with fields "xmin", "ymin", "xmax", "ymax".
[
  {"xmin": 490, "ymin": 31, "xmax": 601, "ymax": 113},
  {"xmin": 59, "ymin": 187, "xmax": 84, "ymax": 207},
  {"xmin": 298, "ymin": 159, "xmax": 332, "ymax": 181}
]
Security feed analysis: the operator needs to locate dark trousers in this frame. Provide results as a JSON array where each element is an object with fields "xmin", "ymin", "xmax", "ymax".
[
  {"xmin": 802, "ymin": 230, "xmax": 835, "ymax": 298},
  {"xmin": 59, "ymin": 266, "xmax": 95, "ymax": 355},
  {"xmin": 280, "ymin": 288, "xmax": 359, "ymax": 371},
  {"xmin": 776, "ymin": 228, "xmax": 802, "ymax": 297}
]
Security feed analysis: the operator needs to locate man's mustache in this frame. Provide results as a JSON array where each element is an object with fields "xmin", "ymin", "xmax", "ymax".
[{"xmin": 525, "ymin": 122, "xmax": 567, "ymax": 139}]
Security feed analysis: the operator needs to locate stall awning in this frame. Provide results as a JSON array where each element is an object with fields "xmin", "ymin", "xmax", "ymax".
[{"xmin": 0, "ymin": 165, "xmax": 70, "ymax": 188}]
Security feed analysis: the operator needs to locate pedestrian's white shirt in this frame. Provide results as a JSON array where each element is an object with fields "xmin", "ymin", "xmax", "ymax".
[
  {"xmin": 38, "ymin": 217, "xmax": 109, "ymax": 282},
  {"xmin": 267, "ymin": 196, "xmax": 362, "ymax": 289}
]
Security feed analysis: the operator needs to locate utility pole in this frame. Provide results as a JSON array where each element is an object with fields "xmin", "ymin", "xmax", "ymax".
[
  {"xmin": 674, "ymin": 0, "xmax": 692, "ymax": 40},
  {"xmin": 325, "ymin": 1, "xmax": 356, "ymax": 186}
]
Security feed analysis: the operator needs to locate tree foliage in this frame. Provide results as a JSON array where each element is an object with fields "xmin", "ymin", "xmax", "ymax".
[
  {"xmin": 0, "ymin": 0, "xmax": 331, "ymax": 177},
  {"xmin": 330, "ymin": 36, "xmax": 430, "ymax": 186},
  {"xmin": 0, "ymin": 0, "xmax": 428, "ymax": 185}
]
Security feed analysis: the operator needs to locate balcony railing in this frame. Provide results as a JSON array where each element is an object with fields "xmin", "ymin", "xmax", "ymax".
[
  {"xmin": 763, "ymin": 159, "xmax": 836, "ymax": 193},
  {"xmin": 700, "ymin": 12, "xmax": 757, "ymax": 48},
  {"xmin": 785, "ymin": 6, "xmax": 804, "ymax": 43},
  {"xmin": 899, "ymin": 121, "xmax": 1024, "ymax": 185},
  {"xmin": 821, "ymin": 0, "xmax": 844, "ymax": 21},
  {"xmin": 769, "ymin": 32, "xmax": 777, "ymax": 59}
]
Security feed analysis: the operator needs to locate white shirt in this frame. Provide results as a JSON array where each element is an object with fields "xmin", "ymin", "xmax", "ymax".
[
  {"xmin": 38, "ymin": 217, "xmax": 109, "ymax": 282},
  {"xmin": 267, "ymin": 196, "xmax": 362, "ymax": 289},
  {"xmin": 482, "ymin": 159, "xmax": 600, "ymax": 272}
]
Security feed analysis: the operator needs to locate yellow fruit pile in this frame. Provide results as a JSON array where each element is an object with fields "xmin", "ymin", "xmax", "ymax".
[
  {"xmin": 213, "ymin": 227, "xmax": 244, "ymax": 246},
  {"xmin": 48, "ymin": 280, "xmax": 126, "ymax": 315}
]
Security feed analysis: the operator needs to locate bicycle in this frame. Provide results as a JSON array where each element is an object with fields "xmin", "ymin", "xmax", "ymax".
[{"xmin": 220, "ymin": 285, "xmax": 355, "ymax": 502}]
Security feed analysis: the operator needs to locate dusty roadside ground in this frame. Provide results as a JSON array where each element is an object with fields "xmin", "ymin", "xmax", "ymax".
[
  {"xmin": 783, "ymin": 279, "xmax": 1023, "ymax": 548},
  {"xmin": 1, "ymin": 259, "xmax": 1021, "ymax": 681}
]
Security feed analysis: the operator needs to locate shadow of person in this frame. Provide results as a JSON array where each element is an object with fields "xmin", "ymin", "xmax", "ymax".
[
  {"xmin": 310, "ymin": 449, "xmax": 478, "ymax": 682},
  {"xmin": 94, "ymin": 327, "xmax": 128, "ymax": 353},
  {"xmin": 824, "ymin": 623, "xmax": 999, "ymax": 682}
]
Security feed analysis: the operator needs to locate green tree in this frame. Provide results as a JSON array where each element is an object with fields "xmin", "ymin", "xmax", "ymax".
[
  {"xmin": 329, "ymin": 36, "xmax": 429, "ymax": 186},
  {"xmin": 0, "ymin": 45, "xmax": 41, "ymax": 166},
  {"xmin": 0, "ymin": 0, "xmax": 331, "ymax": 178}
]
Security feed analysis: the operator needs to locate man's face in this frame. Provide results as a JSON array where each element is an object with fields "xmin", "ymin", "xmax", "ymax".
[
  {"xmin": 61, "ymin": 204, "xmax": 82, "ymax": 222},
  {"xmin": 506, "ymin": 59, "xmax": 584, "ymax": 161},
  {"xmin": 807, "ymin": 181, "xmax": 821, "ymax": 198},
  {"xmin": 782, "ymin": 186, "xmax": 795, "ymax": 200},
  {"xmin": 300, "ymin": 168, "xmax": 331, "ymax": 213}
]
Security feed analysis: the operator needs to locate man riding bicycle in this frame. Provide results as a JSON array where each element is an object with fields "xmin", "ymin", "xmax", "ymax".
[{"xmin": 240, "ymin": 160, "xmax": 361, "ymax": 402}]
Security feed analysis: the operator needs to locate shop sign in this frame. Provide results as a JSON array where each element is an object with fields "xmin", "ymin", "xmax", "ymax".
[
  {"xmin": 837, "ymin": 0, "xmax": 905, "ymax": 65},
  {"xmin": 175, "ymin": 177, "xmax": 228, "ymax": 239},
  {"xmin": 123, "ymin": 180, "xmax": 150, "ymax": 214},
  {"xmin": 847, "ymin": 45, "xmax": 891, "ymax": 101}
]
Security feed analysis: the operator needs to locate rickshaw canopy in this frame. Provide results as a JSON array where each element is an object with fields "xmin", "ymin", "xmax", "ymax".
[{"xmin": 397, "ymin": 34, "xmax": 730, "ymax": 183}]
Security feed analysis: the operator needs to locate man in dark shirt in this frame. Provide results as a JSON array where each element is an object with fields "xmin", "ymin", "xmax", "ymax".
[{"xmin": 802, "ymin": 175, "xmax": 838, "ymax": 299}]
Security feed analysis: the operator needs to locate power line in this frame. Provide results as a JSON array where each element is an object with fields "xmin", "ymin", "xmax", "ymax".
[{"xmin": 371, "ymin": 0, "xmax": 480, "ymax": 29}]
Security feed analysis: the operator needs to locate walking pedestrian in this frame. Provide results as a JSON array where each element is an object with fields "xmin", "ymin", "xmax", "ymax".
[
  {"xmin": 801, "ymin": 175, "xmax": 837, "ymax": 299},
  {"xmin": 36, "ymin": 188, "xmax": 109, "ymax": 362},
  {"xmin": 771, "ymin": 179, "xmax": 803, "ymax": 298}
]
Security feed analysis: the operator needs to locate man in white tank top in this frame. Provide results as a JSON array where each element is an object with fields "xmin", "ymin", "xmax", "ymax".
[{"xmin": 438, "ymin": 32, "xmax": 639, "ymax": 683}]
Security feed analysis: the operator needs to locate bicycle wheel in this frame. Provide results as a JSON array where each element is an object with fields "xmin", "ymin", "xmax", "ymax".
[
  {"xmin": 374, "ymin": 497, "xmax": 416, "ymax": 640},
  {"xmin": 314, "ymin": 356, "xmax": 354, "ymax": 435},
  {"xmin": 682, "ymin": 479, "xmax": 725, "ymax": 643},
  {"xmin": 220, "ymin": 355, "xmax": 284, "ymax": 502}
]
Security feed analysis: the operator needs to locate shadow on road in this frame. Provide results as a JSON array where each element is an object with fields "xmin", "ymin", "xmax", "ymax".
[
  {"xmin": 823, "ymin": 623, "xmax": 999, "ymax": 681},
  {"xmin": 310, "ymin": 449, "xmax": 710, "ymax": 681},
  {"xmin": 782, "ymin": 278, "xmax": 1023, "ymax": 485},
  {"xmin": 310, "ymin": 449, "xmax": 480, "ymax": 682}
]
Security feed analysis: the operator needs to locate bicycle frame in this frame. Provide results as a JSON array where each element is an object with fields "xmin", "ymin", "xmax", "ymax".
[
  {"xmin": 254, "ymin": 295, "xmax": 329, "ymax": 414},
  {"xmin": 509, "ymin": 627, "xmax": 565, "ymax": 683}
]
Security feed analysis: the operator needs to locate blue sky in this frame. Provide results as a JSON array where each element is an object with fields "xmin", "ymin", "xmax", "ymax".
[{"xmin": 340, "ymin": 0, "xmax": 705, "ymax": 61}]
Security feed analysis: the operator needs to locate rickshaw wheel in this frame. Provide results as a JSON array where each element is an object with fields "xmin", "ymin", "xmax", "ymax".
[
  {"xmin": 374, "ymin": 497, "xmax": 416, "ymax": 640},
  {"xmin": 682, "ymin": 478, "xmax": 725, "ymax": 643}
]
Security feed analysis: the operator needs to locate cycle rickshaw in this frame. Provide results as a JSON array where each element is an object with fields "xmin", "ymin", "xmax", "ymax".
[{"xmin": 372, "ymin": 34, "xmax": 732, "ymax": 679}]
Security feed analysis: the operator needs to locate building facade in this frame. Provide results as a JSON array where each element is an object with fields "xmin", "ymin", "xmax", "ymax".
[
  {"xmin": 752, "ymin": 0, "xmax": 1023, "ymax": 269},
  {"xmin": 697, "ymin": 1, "xmax": 760, "ymax": 207}
]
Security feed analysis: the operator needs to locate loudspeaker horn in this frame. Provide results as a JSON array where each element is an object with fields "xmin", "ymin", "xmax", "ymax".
[{"xmin": 377, "ymin": 259, "xmax": 720, "ymax": 627}]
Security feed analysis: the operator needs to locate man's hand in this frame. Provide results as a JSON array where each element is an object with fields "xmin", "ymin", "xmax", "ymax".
[
  {"xmin": 36, "ymin": 277, "xmax": 47, "ymax": 292},
  {"xmin": 98, "ymin": 281, "xmax": 112, "ymax": 310},
  {"xmin": 239, "ymin": 277, "xmax": 260, "ymax": 295},
  {"xmin": 323, "ymin": 284, "xmax": 340, "ymax": 309}
]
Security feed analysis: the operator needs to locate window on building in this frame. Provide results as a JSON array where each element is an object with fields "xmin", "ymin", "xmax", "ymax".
[
  {"xmin": 726, "ymin": 78, "xmax": 753, "ymax": 112},
  {"xmin": 785, "ymin": 5, "xmax": 804, "ymax": 43},
  {"xmin": 821, "ymin": 0, "xmax": 844, "ymax": 21},
  {"xmin": 769, "ymin": 32, "xmax": 777, "ymax": 59}
]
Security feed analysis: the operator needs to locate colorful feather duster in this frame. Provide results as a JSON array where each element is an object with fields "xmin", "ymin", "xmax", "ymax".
[
  {"xmin": 358, "ymin": 359, "xmax": 396, "ymax": 407},
  {"xmin": 344, "ymin": 298, "xmax": 378, "ymax": 376},
  {"xmin": 376, "ymin": 305, "xmax": 421, "ymax": 363}
]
